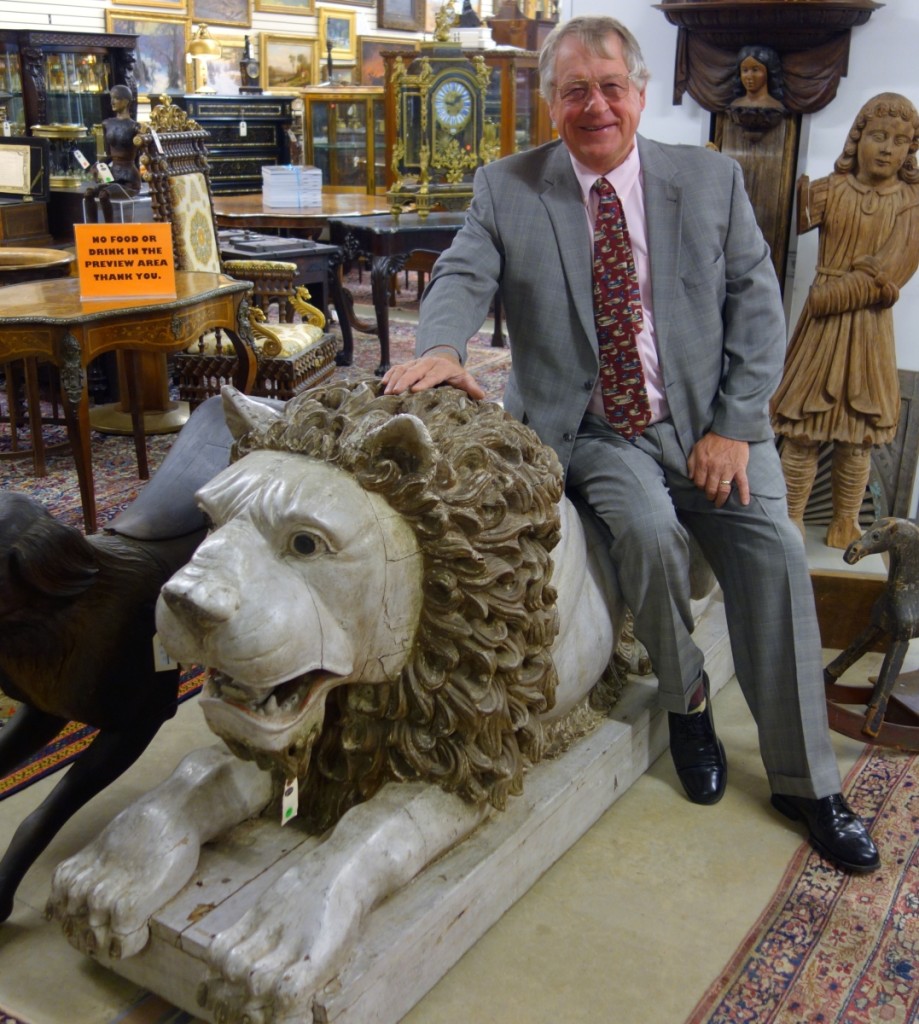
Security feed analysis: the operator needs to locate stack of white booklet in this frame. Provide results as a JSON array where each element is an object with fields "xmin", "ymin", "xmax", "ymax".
[{"xmin": 262, "ymin": 165, "xmax": 323, "ymax": 208}]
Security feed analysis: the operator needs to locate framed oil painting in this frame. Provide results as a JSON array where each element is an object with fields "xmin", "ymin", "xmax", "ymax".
[
  {"xmin": 191, "ymin": 0, "xmax": 251, "ymax": 28},
  {"xmin": 255, "ymin": 0, "xmax": 313, "ymax": 13},
  {"xmin": 319, "ymin": 9, "xmax": 356, "ymax": 63},
  {"xmin": 210, "ymin": 35, "xmax": 246, "ymax": 93},
  {"xmin": 358, "ymin": 36, "xmax": 416, "ymax": 86},
  {"xmin": 377, "ymin": 0, "xmax": 424, "ymax": 33},
  {"xmin": 111, "ymin": 0, "xmax": 186, "ymax": 10},
  {"xmin": 105, "ymin": 12, "xmax": 189, "ymax": 98},
  {"xmin": 260, "ymin": 33, "xmax": 319, "ymax": 91}
]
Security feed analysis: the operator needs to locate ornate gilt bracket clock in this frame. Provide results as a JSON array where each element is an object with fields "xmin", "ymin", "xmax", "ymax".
[{"xmin": 387, "ymin": 0, "xmax": 498, "ymax": 217}]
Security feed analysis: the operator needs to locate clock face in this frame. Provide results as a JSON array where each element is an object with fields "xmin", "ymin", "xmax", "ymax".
[
  {"xmin": 246, "ymin": 60, "xmax": 260, "ymax": 80},
  {"xmin": 433, "ymin": 80, "xmax": 473, "ymax": 133}
]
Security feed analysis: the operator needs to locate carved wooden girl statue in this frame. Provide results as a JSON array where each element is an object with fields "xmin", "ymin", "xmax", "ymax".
[{"xmin": 771, "ymin": 92, "xmax": 919, "ymax": 548}]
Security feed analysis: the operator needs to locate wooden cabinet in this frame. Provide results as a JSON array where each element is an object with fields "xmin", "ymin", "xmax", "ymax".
[
  {"xmin": 382, "ymin": 47, "xmax": 553, "ymax": 191},
  {"xmin": 300, "ymin": 87, "xmax": 386, "ymax": 195},
  {"xmin": 0, "ymin": 39, "xmax": 24, "ymax": 135},
  {"xmin": 3, "ymin": 30, "xmax": 137, "ymax": 149},
  {"xmin": 0, "ymin": 30, "xmax": 138, "ymax": 241},
  {"xmin": 174, "ymin": 94, "xmax": 296, "ymax": 195}
]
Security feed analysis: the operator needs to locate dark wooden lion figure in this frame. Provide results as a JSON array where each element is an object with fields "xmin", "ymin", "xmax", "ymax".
[{"xmin": 0, "ymin": 394, "xmax": 256, "ymax": 920}]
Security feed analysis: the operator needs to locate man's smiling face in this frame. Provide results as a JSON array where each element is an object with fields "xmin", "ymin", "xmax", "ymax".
[{"xmin": 548, "ymin": 31, "xmax": 646, "ymax": 175}]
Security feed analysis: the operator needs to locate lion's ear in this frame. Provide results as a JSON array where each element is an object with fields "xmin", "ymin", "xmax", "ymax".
[
  {"xmin": 221, "ymin": 386, "xmax": 284, "ymax": 441},
  {"xmin": 362, "ymin": 414, "xmax": 435, "ymax": 476}
]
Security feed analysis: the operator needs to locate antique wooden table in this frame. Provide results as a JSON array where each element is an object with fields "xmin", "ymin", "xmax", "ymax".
[
  {"xmin": 211, "ymin": 193, "xmax": 390, "ymax": 237},
  {"xmin": 0, "ymin": 271, "xmax": 255, "ymax": 532},
  {"xmin": 327, "ymin": 212, "xmax": 505, "ymax": 374}
]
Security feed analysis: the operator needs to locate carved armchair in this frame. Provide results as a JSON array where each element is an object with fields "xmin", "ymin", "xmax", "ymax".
[{"xmin": 136, "ymin": 97, "xmax": 340, "ymax": 406}]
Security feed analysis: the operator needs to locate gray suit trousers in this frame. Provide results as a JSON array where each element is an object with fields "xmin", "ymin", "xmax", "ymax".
[{"xmin": 568, "ymin": 415, "xmax": 841, "ymax": 799}]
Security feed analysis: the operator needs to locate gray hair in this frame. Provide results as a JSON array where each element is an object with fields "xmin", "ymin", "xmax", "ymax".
[{"xmin": 538, "ymin": 16, "xmax": 650, "ymax": 105}]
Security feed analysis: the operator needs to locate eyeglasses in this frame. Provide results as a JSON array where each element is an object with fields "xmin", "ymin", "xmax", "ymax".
[{"xmin": 556, "ymin": 75, "xmax": 636, "ymax": 107}]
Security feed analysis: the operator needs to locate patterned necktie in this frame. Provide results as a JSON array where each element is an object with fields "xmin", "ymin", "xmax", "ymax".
[{"xmin": 592, "ymin": 177, "xmax": 651, "ymax": 440}]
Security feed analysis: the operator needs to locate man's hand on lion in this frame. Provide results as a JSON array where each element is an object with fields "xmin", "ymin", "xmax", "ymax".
[
  {"xmin": 382, "ymin": 351, "xmax": 485, "ymax": 400},
  {"xmin": 687, "ymin": 432, "xmax": 750, "ymax": 509}
]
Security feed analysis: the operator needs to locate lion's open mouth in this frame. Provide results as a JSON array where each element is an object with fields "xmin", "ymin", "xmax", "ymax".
[{"xmin": 204, "ymin": 669, "xmax": 334, "ymax": 727}]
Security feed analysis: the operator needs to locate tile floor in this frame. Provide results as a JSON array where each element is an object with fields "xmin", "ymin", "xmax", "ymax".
[{"xmin": 0, "ymin": 643, "xmax": 894, "ymax": 1023}]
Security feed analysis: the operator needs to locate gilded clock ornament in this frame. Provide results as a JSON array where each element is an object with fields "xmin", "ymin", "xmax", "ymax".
[{"xmin": 386, "ymin": 0, "xmax": 495, "ymax": 218}]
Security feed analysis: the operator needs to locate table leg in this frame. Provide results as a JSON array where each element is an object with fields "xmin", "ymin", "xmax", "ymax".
[
  {"xmin": 329, "ymin": 252, "xmax": 354, "ymax": 367},
  {"xmin": 122, "ymin": 350, "xmax": 149, "ymax": 481},
  {"xmin": 229, "ymin": 296, "xmax": 259, "ymax": 395},
  {"xmin": 23, "ymin": 359, "xmax": 47, "ymax": 477},
  {"xmin": 371, "ymin": 255, "xmax": 405, "ymax": 376},
  {"xmin": 58, "ymin": 331, "xmax": 97, "ymax": 534}
]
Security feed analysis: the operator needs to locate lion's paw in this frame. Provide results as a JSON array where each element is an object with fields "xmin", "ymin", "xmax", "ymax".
[{"xmin": 47, "ymin": 849, "xmax": 153, "ymax": 959}]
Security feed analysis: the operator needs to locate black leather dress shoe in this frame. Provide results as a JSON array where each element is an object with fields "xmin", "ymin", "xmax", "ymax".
[
  {"xmin": 771, "ymin": 793, "xmax": 880, "ymax": 873},
  {"xmin": 668, "ymin": 679, "xmax": 727, "ymax": 805}
]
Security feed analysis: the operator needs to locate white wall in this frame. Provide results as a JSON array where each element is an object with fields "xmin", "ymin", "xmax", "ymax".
[{"xmin": 563, "ymin": 0, "xmax": 919, "ymax": 375}]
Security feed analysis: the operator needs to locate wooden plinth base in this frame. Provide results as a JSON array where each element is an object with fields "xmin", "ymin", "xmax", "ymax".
[{"xmin": 86, "ymin": 599, "xmax": 733, "ymax": 1023}]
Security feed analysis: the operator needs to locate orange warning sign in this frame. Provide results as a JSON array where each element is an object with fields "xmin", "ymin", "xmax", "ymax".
[{"xmin": 74, "ymin": 222, "xmax": 177, "ymax": 301}]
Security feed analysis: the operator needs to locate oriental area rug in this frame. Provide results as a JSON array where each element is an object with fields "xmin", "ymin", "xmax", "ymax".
[{"xmin": 686, "ymin": 745, "xmax": 919, "ymax": 1024}]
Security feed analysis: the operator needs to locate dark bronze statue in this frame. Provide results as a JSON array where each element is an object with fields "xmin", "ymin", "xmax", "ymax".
[{"xmin": 82, "ymin": 84, "xmax": 142, "ymax": 224}]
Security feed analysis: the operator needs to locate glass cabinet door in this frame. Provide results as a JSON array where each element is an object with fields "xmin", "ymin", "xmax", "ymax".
[
  {"xmin": 0, "ymin": 47, "xmax": 23, "ymax": 133},
  {"xmin": 302, "ymin": 87, "xmax": 385, "ymax": 194},
  {"xmin": 42, "ymin": 50, "xmax": 111, "ymax": 130}
]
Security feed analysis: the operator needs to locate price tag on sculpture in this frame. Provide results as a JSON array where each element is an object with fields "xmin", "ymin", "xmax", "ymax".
[
  {"xmin": 282, "ymin": 777, "xmax": 299, "ymax": 825},
  {"xmin": 74, "ymin": 222, "xmax": 177, "ymax": 302}
]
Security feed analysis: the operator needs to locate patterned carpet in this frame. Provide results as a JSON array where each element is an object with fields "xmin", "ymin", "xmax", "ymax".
[{"xmin": 687, "ymin": 745, "xmax": 919, "ymax": 1024}]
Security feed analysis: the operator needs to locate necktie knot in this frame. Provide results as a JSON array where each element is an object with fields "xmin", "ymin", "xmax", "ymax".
[{"xmin": 593, "ymin": 177, "xmax": 614, "ymax": 198}]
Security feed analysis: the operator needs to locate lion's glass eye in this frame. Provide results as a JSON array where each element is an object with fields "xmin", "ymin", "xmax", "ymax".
[{"xmin": 290, "ymin": 532, "xmax": 320, "ymax": 556}]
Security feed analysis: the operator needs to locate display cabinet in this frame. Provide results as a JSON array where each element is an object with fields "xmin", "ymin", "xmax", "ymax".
[
  {"xmin": 0, "ymin": 40, "xmax": 24, "ymax": 135},
  {"xmin": 301, "ymin": 86, "xmax": 386, "ymax": 195},
  {"xmin": 0, "ymin": 30, "xmax": 138, "ymax": 241},
  {"xmin": 174, "ymin": 94, "xmax": 296, "ymax": 194},
  {"xmin": 382, "ymin": 47, "xmax": 552, "ymax": 191},
  {"xmin": 5, "ymin": 30, "xmax": 138, "ymax": 155}
]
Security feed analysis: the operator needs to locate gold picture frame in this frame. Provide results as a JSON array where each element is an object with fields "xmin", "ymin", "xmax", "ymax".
[
  {"xmin": 112, "ymin": 0, "xmax": 187, "ymax": 10},
  {"xmin": 260, "ymin": 33, "xmax": 319, "ymax": 91},
  {"xmin": 190, "ymin": 0, "xmax": 252, "ymax": 28},
  {"xmin": 105, "ymin": 11, "xmax": 190, "ymax": 98},
  {"xmin": 377, "ymin": 0, "xmax": 424, "ymax": 33},
  {"xmin": 319, "ymin": 9, "xmax": 357, "ymax": 63},
  {"xmin": 255, "ymin": 0, "xmax": 314, "ymax": 12}
]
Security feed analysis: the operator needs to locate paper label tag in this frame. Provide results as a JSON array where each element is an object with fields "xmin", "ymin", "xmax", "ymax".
[
  {"xmin": 281, "ymin": 777, "xmax": 298, "ymax": 825},
  {"xmin": 152, "ymin": 633, "xmax": 179, "ymax": 672},
  {"xmin": 95, "ymin": 161, "xmax": 115, "ymax": 183},
  {"xmin": 73, "ymin": 147, "xmax": 90, "ymax": 169},
  {"xmin": 150, "ymin": 127, "xmax": 164, "ymax": 154},
  {"xmin": 239, "ymin": 120, "xmax": 247, "ymax": 137}
]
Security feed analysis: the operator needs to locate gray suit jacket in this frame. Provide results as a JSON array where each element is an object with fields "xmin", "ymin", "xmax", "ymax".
[{"xmin": 416, "ymin": 135, "xmax": 788, "ymax": 490}]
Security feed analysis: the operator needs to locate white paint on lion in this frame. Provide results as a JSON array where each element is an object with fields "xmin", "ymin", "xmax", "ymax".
[{"xmin": 47, "ymin": 382, "xmax": 715, "ymax": 1024}]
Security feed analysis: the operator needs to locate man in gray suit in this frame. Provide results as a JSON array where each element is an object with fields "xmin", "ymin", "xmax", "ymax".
[{"xmin": 382, "ymin": 15, "xmax": 878, "ymax": 872}]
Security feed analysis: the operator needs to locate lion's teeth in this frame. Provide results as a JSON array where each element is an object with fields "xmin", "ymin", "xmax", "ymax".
[{"xmin": 263, "ymin": 694, "xmax": 279, "ymax": 716}]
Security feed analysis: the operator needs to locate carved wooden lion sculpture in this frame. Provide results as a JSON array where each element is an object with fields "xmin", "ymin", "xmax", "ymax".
[{"xmin": 49, "ymin": 380, "xmax": 712, "ymax": 1024}]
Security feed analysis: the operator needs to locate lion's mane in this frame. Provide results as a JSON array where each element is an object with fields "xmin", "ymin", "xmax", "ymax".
[{"xmin": 231, "ymin": 379, "xmax": 564, "ymax": 831}]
